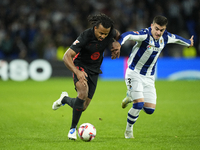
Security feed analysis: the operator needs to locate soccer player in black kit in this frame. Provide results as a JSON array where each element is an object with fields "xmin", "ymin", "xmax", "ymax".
[{"xmin": 52, "ymin": 13, "xmax": 120, "ymax": 140}]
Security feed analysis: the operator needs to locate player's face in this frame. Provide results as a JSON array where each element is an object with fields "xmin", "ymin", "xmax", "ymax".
[
  {"xmin": 151, "ymin": 23, "xmax": 166, "ymax": 40},
  {"xmin": 94, "ymin": 24, "xmax": 111, "ymax": 41}
]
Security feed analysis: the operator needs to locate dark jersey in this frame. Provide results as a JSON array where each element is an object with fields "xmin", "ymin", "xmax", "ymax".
[{"xmin": 70, "ymin": 27, "xmax": 117, "ymax": 74}]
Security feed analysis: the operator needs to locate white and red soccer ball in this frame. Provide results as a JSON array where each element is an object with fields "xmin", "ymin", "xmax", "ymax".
[{"xmin": 78, "ymin": 123, "xmax": 96, "ymax": 142}]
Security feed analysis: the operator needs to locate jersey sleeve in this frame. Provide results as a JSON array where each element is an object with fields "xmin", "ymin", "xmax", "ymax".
[
  {"xmin": 167, "ymin": 32, "xmax": 191, "ymax": 46},
  {"xmin": 117, "ymin": 30, "xmax": 148, "ymax": 45},
  {"xmin": 70, "ymin": 30, "xmax": 90, "ymax": 54}
]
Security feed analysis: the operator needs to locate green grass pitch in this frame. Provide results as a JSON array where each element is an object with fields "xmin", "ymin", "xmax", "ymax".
[{"xmin": 0, "ymin": 78, "xmax": 200, "ymax": 150}]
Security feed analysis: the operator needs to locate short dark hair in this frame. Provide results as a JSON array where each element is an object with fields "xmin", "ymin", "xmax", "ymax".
[
  {"xmin": 153, "ymin": 15, "xmax": 168, "ymax": 26},
  {"xmin": 88, "ymin": 13, "xmax": 114, "ymax": 29}
]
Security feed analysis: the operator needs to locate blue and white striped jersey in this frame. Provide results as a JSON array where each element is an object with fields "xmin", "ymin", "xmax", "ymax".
[{"xmin": 118, "ymin": 27, "xmax": 191, "ymax": 76}]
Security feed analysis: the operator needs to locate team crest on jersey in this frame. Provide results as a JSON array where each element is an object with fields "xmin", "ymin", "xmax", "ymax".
[
  {"xmin": 160, "ymin": 39, "xmax": 163, "ymax": 44},
  {"xmin": 91, "ymin": 52, "xmax": 100, "ymax": 60},
  {"xmin": 133, "ymin": 31, "xmax": 139, "ymax": 34},
  {"xmin": 73, "ymin": 40, "xmax": 80, "ymax": 45}
]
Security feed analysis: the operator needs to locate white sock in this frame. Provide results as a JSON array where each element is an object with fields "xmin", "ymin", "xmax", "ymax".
[
  {"xmin": 126, "ymin": 122, "xmax": 133, "ymax": 131},
  {"xmin": 126, "ymin": 107, "xmax": 141, "ymax": 131}
]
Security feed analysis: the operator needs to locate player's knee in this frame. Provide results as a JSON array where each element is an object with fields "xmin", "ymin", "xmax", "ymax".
[
  {"xmin": 78, "ymin": 93, "xmax": 88, "ymax": 100},
  {"xmin": 77, "ymin": 88, "xmax": 88, "ymax": 100},
  {"xmin": 76, "ymin": 82, "xmax": 88, "ymax": 100},
  {"xmin": 143, "ymin": 107, "xmax": 155, "ymax": 114},
  {"xmin": 133, "ymin": 102, "xmax": 144, "ymax": 110},
  {"xmin": 127, "ymin": 90, "xmax": 143, "ymax": 103}
]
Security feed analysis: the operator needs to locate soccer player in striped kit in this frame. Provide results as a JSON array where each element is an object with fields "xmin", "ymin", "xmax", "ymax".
[{"xmin": 112, "ymin": 15, "xmax": 194, "ymax": 138}]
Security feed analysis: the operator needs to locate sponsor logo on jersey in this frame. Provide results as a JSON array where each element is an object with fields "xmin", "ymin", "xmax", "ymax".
[
  {"xmin": 147, "ymin": 45, "xmax": 160, "ymax": 51},
  {"xmin": 147, "ymin": 45, "xmax": 152, "ymax": 50},
  {"xmin": 73, "ymin": 40, "xmax": 80, "ymax": 45}
]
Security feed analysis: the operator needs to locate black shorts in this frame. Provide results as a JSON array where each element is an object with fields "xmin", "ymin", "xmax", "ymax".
[{"xmin": 73, "ymin": 66, "xmax": 99, "ymax": 99}]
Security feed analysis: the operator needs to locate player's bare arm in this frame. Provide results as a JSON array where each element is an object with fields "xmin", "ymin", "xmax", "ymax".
[
  {"xmin": 110, "ymin": 29, "xmax": 121, "ymax": 59},
  {"xmin": 115, "ymin": 29, "xmax": 120, "ymax": 41},
  {"xmin": 63, "ymin": 48, "xmax": 88, "ymax": 86},
  {"xmin": 111, "ymin": 41, "xmax": 121, "ymax": 59}
]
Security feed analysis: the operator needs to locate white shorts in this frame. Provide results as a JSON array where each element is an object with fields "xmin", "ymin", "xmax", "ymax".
[{"xmin": 125, "ymin": 68, "xmax": 157, "ymax": 104}]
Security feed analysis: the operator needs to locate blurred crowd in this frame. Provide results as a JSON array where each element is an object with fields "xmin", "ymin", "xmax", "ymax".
[{"xmin": 0, "ymin": 0, "xmax": 199, "ymax": 61}]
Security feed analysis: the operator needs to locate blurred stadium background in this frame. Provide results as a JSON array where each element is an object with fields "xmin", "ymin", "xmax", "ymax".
[
  {"xmin": 0, "ymin": 0, "xmax": 200, "ymax": 81},
  {"xmin": 1, "ymin": 1, "xmax": 200, "ymax": 149}
]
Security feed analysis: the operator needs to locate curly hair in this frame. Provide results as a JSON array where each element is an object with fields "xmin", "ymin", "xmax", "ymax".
[{"xmin": 87, "ymin": 13, "xmax": 114, "ymax": 29}]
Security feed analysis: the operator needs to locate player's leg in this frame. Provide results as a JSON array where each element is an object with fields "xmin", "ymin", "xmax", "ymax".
[
  {"xmin": 121, "ymin": 90, "xmax": 132, "ymax": 109},
  {"xmin": 125, "ymin": 96, "xmax": 144, "ymax": 138},
  {"xmin": 82, "ymin": 73, "xmax": 98, "ymax": 111},
  {"xmin": 143, "ymin": 76, "xmax": 157, "ymax": 115},
  {"xmin": 143, "ymin": 103, "xmax": 156, "ymax": 114},
  {"xmin": 71, "ymin": 80, "xmax": 88, "ymax": 128},
  {"xmin": 122, "ymin": 69, "xmax": 142, "ymax": 109},
  {"xmin": 123, "ymin": 68, "xmax": 145, "ymax": 138},
  {"xmin": 64, "ymin": 72, "xmax": 98, "ymax": 111},
  {"xmin": 61, "ymin": 95, "xmax": 76, "ymax": 108},
  {"xmin": 52, "ymin": 92, "xmax": 69, "ymax": 110},
  {"xmin": 52, "ymin": 67, "xmax": 84, "ymax": 110},
  {"xmin": 68, "ymin": 79, "xmax": 88, "ymax": 140},
  {"xmin": 83, "ymin": 97, "xmax": 91, "ymax": 111},
  {"xmin": 68, "ymin": 72, "xmax": 98, "ymax": 140}
]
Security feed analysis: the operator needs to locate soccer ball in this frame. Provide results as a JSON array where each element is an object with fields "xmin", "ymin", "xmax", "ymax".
[{"xmin": 78, "ymin": 123, "xmax": 96, "ymax": 142}]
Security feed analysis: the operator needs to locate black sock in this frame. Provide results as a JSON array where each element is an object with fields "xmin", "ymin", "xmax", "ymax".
[
  {"xmin": 70, "ymin": 97, "xmax": 84, "ymax": 129},
  {"xmin": 61, "ymin": 97, "xmax": 76, "ymax": 108}
]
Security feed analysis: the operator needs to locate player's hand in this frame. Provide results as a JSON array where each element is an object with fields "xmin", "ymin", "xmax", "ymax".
[
  {"xmin": 76, "ymin": 70, "xmax": 88, "ymax": 86},
  {"xmin": 189, "ymin": 35, "xmax": 194, "ymax": 47},
  {"xmin": 111, "ymin": 41, "xmax": 121, "ymax": 59},
  {"xmin": 111, "ymin": 49, "xmax": 120, "ymax": 59}
]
